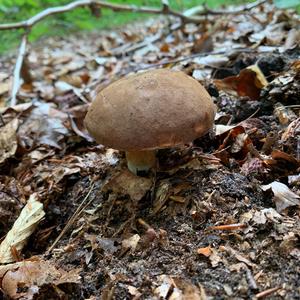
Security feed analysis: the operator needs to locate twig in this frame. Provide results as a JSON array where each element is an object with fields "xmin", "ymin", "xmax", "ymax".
[
  {"xmin": 183, "ymin": 0, "xmax": 267, "ymax": 17},
  {"xmin": 0, "ymin": 0, "xmax": 201, "ymax": 31},
  {"xmin": 0, "ymin": 0, "xmax": 269, "ymax": 31},
  {"xmin": 203, "ymin": 0, "xmax": 267, "ymax": 15},
  {"xmin": 207, "ymin": 223, "xmax": 247, "ymax": 231},
  {"xmin": 47, "ymin": 181, "xmax": 95, "ymax": 253},
  {"xmin": 255, "ymin": 286, "xmax": 281, "ymax": 299},
  {"xmin": 10, "ymin": 33, "xmax": 28, "ymax": 106}
]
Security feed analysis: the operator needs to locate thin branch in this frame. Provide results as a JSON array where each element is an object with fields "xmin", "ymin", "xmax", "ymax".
[
  {"xmin": 0, "ymin": 0, "xmax": 201, "ymax": 31},
  {"xmin": 47, "ymin": 181, "xmax": 96, "ymax": 254},
  {"xmin": 0, "ymin": 0, "xmax": 268, "ymax": 31},
  {"xmin": 255, "ymin": 286, "xmax": 282, "ymax": 299},
  {"xmin": 183, "ymin": 0, "xmax": 267, "ymax": 17},
  {"xmin": 203, "ymin": 0, "xmax": 268, "ymax": 15},
  {"xmin": 10, "ymin": 33, "xmax": 28, "ymax": 106}
]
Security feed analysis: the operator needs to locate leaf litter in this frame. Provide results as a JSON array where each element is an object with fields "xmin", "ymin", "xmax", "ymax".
[{"xmin": 0, "ymin": 1, "xmax": 300, "ymax": 299}]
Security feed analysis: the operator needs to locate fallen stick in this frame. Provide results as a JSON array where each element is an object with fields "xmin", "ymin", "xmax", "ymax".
[
  {"xmin": 255, "ymin": 286, "xmax": 282, "ymax": 299},
  {"xmin": 0, "ymin": 0, "xmax": 269, "ymax": 30},
  {"xmin": 10, "ymin": 33, "xmax": 28, "ymax": 106},
  {"xmin": 0, "ymin": 0, "xmax": 200, "ymax": 31}
]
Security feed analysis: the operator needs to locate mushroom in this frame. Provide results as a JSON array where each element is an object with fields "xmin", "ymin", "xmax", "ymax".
[{"xmin": 84, "ymin": 69, "xmax": 215, "ymax": 175}]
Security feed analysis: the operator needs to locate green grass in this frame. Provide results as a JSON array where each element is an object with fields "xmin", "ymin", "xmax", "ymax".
[{"xmin": 0, "ymin": 0, "xmax": 248, "ymax": 54}]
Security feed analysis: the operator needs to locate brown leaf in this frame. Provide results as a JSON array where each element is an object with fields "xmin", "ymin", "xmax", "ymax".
[
  {"xmin": 264, "ymin": 150, "xmax": 300, "ymax": 176},
  {"xmin": 0, "ymin": 119, "xmax": 18, "ymax": 164},
  {"xmin": 152, "ymin": 180, "xmax": 171, "ymax": 214},
  {"xmin": 197, "ymin": 246, "xmax": 212, "ymax": 257},
  {"xmin": 215, "ymin": 125, "xmax": 253, "ymax": 164},
  {"xmin": 104, "ymin": 170, "xmax": 152, "ymax": 202},
  {"xmin": 192, "ymin": 33, "xmax": 214, "ymax": 53},
  {"xmin": 0, "ymin": 260, "xmax": 80, "ymax": 299},
  {"xmin": 67, "ymin": 104, "xmax": 93, "ymax": 142},
  {"xmin": 214, "ymin": 64, "xmax": 268, "ymax": 100}
]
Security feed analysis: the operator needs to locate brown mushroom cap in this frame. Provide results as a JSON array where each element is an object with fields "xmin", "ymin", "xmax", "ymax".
[{"xmin": 84, "ymin": 69, "xmax": 215, "ymax": 151}]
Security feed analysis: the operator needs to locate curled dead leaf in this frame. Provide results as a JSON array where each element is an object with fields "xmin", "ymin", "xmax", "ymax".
[
  {"xmin": 214, "ymin": 64, "xmax": 268, "ymax": 100},
  {"xmin": 215, "ymin": 125, "xmax": 253, "ymax": 164},
  {"xmin": 261, "ymin": 181, "xmax": 300, "ymax": 213}
]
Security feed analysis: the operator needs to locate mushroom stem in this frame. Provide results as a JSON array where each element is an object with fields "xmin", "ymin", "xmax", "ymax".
[{"xmin": 126, "ymin": 150, "xmax": 157, "ymax": 175}]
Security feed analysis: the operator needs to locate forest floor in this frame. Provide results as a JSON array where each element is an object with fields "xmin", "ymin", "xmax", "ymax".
[{"xmin": 0, "ymin": 2, "xmax": 300, "ymax": 299}]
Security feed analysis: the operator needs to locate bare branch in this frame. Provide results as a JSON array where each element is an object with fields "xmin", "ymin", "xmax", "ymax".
[
  {"xmin": 0, "ymin": 0, "xmax": 268, "ymax": 31},
  {"xmin": 0, "ymin": 0, "xmax": 201, "ymax": 31},
  {"xmin": 202, "ymin": 0, "xmax": 268, "ymax": 15},
  {"xmin": 10, "ymin": 34, "xmax": 28, "ymax": 106}
]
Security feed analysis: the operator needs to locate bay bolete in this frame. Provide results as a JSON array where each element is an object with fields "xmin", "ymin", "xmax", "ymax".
[{"xmin": 84, "ymin": 69, "xmax": 215, "ymax": 174}]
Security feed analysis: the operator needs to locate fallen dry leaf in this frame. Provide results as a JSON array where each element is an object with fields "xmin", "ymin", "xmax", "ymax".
[
  {"xmin": 0, "ymin": 81, "xmax": 10, "ymax": 96},
  {"xmin": 17, "ymin": 101, "xmax": 68, "ymax": 149},
  {"xmin": 0, "ymin": 260, "xmax": 81, "ymax": 299},
  {"xmin": 215, "ymin": 124, "xmax": 236, "ymax": 136},
  {"xmin": 0, "ymin": 193, "xmax": 45, "ymax": 263},
  {"xmin": 154, "ymin": 275, "xmax": 204, "ymax": 300},
  {"xmin": 215, "ymin": 125, "xmax": 253, "ymax": 164},
  {"xmin": 209, "ymin": 247, "xmax": 223, "ymax": 268},
  {"xmin": 261, "ymin": 181, "xmax": 300, "ymax": 212},
  {"xmin": 104, "ymin": 170, "xmax": 152, "ymax": 202},
  {"xmin": 214, "ymin": 64, "xmax": 268, "ymax": 100},
  {"xmin": 152, "ymin": 180, "xmax": 172, "ymax": 214},
  {"xmin": 122, "ymin": 234, "xmax": 140, "ymax": 252},
  {"xmin": 197, "ymin": 246, "xmax": 212, "ymax": 257},
  {"xmin": 221, "ymin": 245, "xmax": 256, "ymax": 268},
  {"xmin": 0, "ymin": 118, "xmax": 18, "ymax": 164},
  {"xmin": 252, "ymin": 208, "xmax": 282, "ymax": 224},
  {"xmin": 281, "ymin": 117, "xmax": 300, "ymax": 141},
  {"xmin": 127, "ymin": 285, "xmax": 142, "ymax": 298}
]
